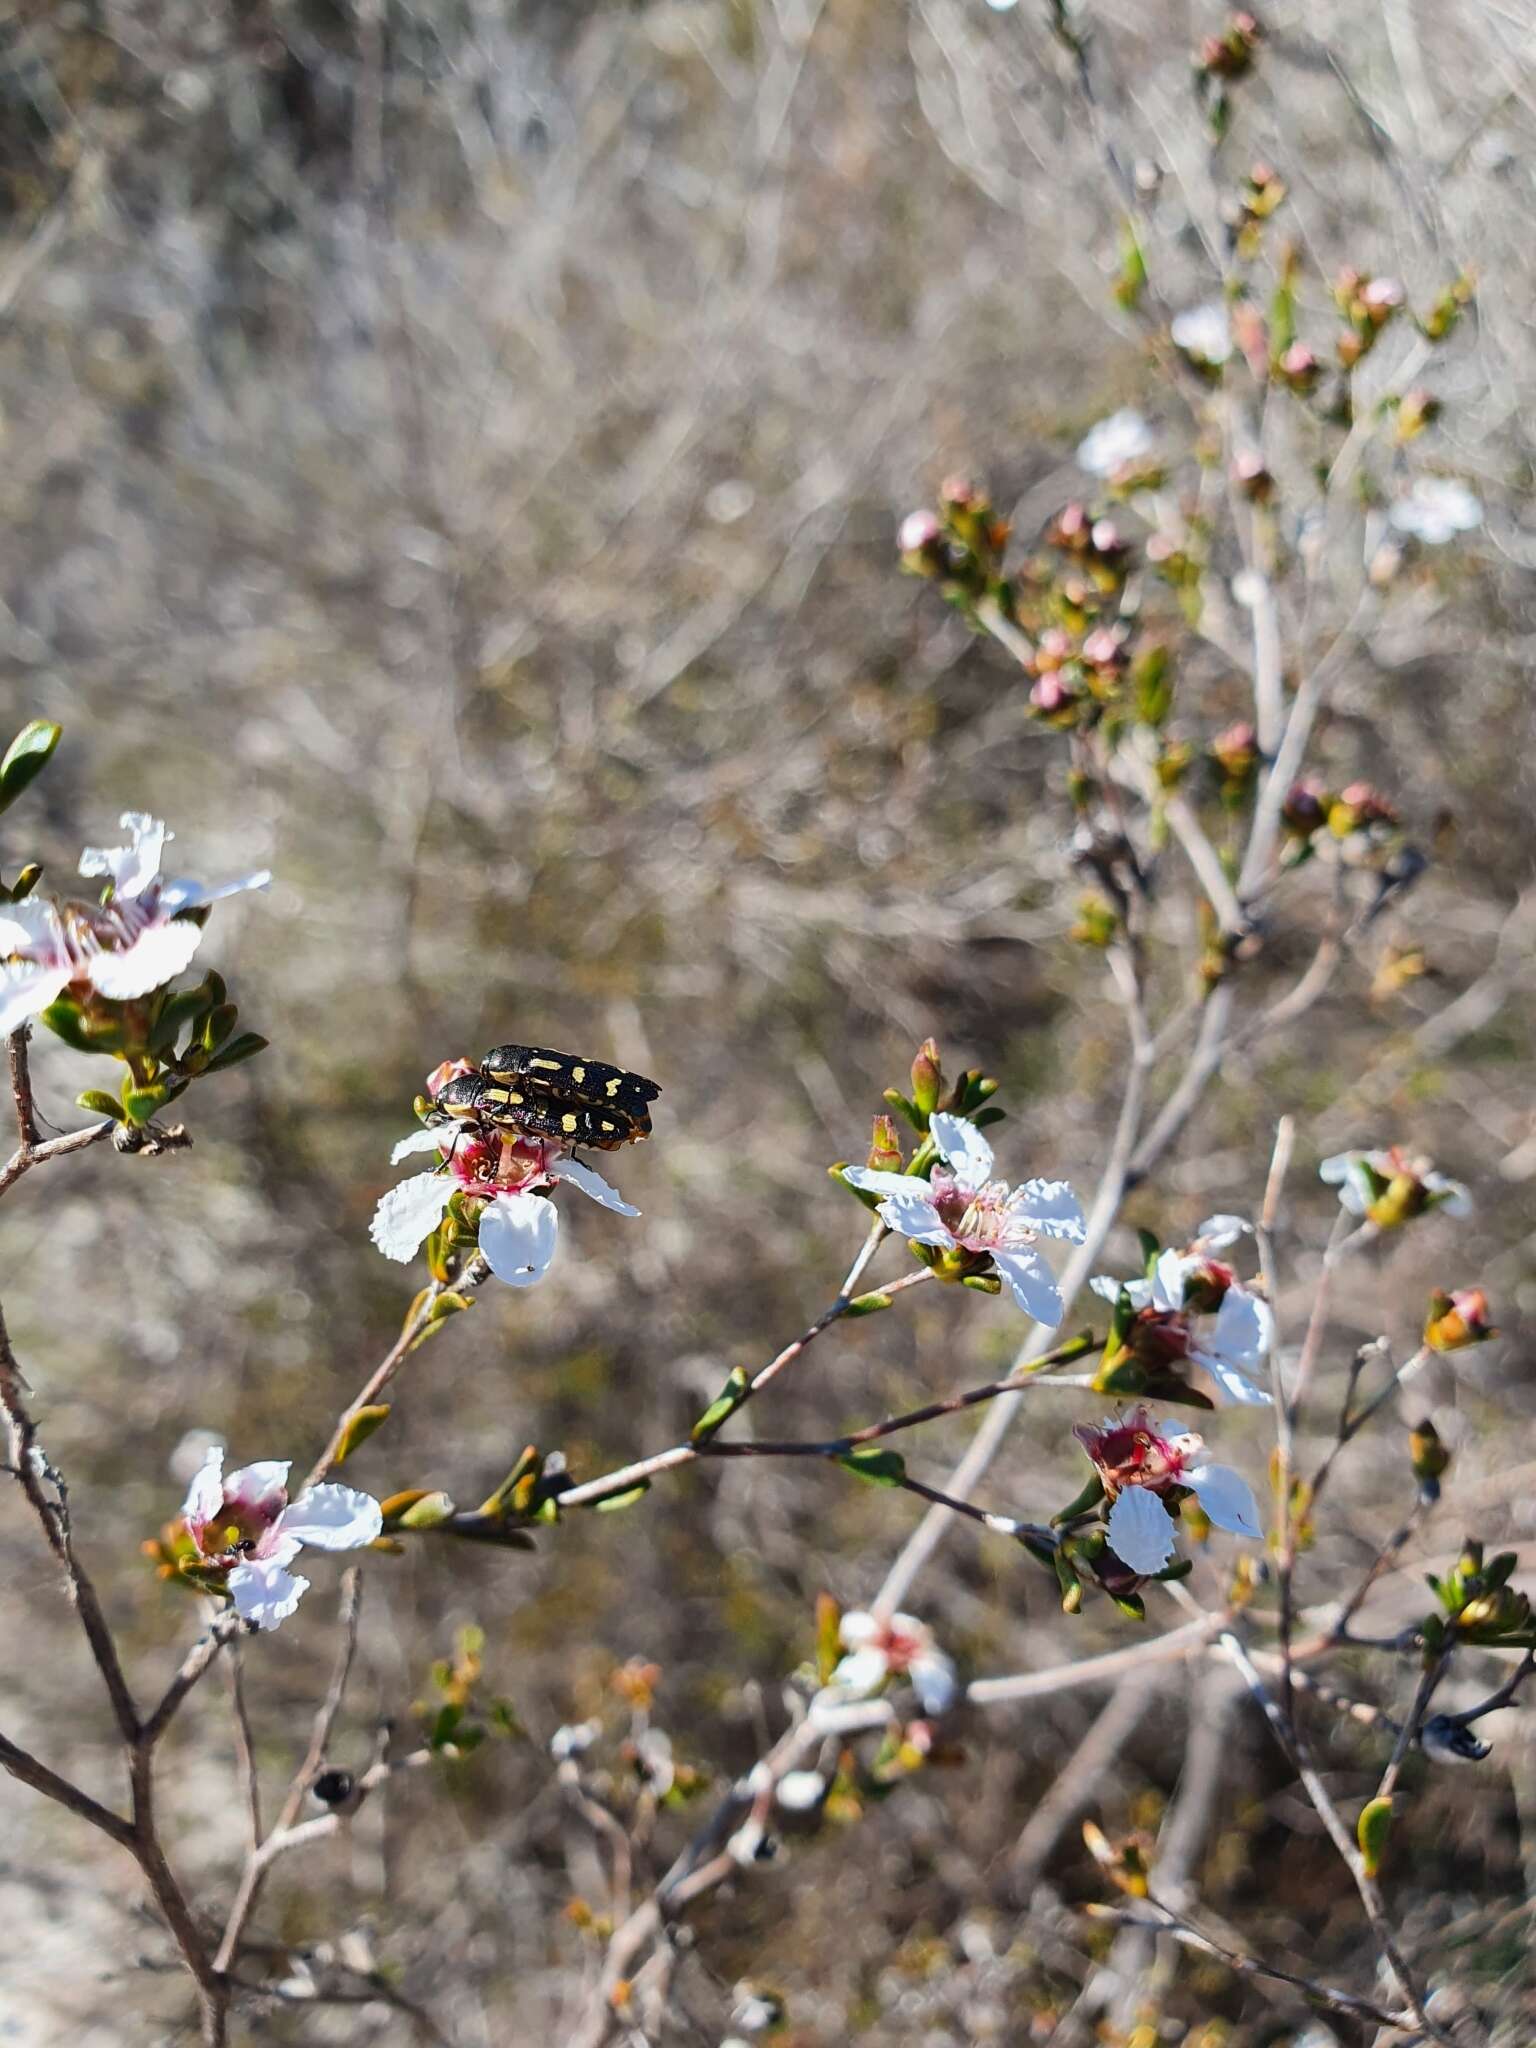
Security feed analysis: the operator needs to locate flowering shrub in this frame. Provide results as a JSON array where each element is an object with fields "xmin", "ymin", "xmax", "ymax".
[{"xmin": 1, "ymin": 9, "xmax": 1531, "ymax": 2045}]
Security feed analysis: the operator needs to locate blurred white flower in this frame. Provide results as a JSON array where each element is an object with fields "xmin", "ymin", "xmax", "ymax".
[
  {"xmin": 843, "ymin": 1112, "xmax": 1085, "ymax": 1325},
  {"xmin": 775, "ymin": 1770, "xmax": 827, "ymax": 1812},
  {"xmin": 833, "ymin": 1609, "xmax": 958, "ymax": 1715},
  {"xmin": 0, "ymin": 811, "xmax": 269, "ymax": 1037},
  {"xmin": 1077, "ymin": 408, "xmax": 1155, "ymax": 477},
  {"xmin": 1091, "ymin": 1224, "xmax": 1274, "ymax": 1405},
  {"xmin": 1388, "ymin": 478, "xmax": 1482, "ymax": 545},
  {"xmin": 1171, "ymin": 302, "xmax": 1232, "ymax": 365},
  {"xmin": 1320, "ymin": 1148, "xmax": 1470, "ymax": 1225}
]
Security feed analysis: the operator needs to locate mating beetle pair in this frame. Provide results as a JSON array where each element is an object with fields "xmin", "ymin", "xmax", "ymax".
[{"xmin": 432, "ymin": 1044, "xmax": 661, "ymax": 1153}]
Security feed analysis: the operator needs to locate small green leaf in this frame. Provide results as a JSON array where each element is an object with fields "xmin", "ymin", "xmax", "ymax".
[
  {"xmin": 122, "ymin": 1082, "xmax": 170, "ymax": 1126},
  {"xmin": 595, "ymin": 1480, "xmax": 651, "ymax": 1512},
  {"xmin": 0, "ymin": 720, "xmax": 61, "ymax": 815},
  {"xmin": 397, "ymin": 1491, "xmax": 456, "ymax": 1530},
  {"xmin": 1357, "ymin": 1795, "xmax": 1393, "ymax": 1877},
  {"xmin": 971, "ymin": 1106, "xmax": 1007, "ymax": 1129},
  {"xmin": 1136, "ymin": 1230, "xmax": 1161, "ymax": 1275},
  {"xmin": 75, "ymin": 1090, "xmax": 125, "ymax": 1121},
  {"xmin": 334, "ymin": 1404, "xmax": 391, "ymax": 1464},
  {"xmin": 961, "ymin": 1272, "xmax": 1002, "ymax": 1294},
  {"xmin": 845, "ymin": 1290, "xmax": 894, "ymax": 1316},
  {"xmin": 200, "ymin": 1031, "xmax": 268, "ymax": 1074},
  {"xmin": 691, "ymin": 1365, "xmax": 750, "ymax": 1443},
  {"xmin": 835, "ymin": 1447, "xmax": 907, "ymax": 1487},
  {"xmin": 8, "ymin": 861, "xmax": 42, "ymax": 900}
]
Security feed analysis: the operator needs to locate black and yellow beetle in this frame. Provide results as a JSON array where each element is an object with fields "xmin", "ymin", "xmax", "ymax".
[{"xmin": 432, "ymin": 1045, "xmax": 660, "ymax": 1153}]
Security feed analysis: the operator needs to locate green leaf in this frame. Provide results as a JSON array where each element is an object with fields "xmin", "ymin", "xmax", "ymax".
[
  {"xmin": 122, "ymin": 1082, "xmax": 170, "ymax": 1126},
  {"xmin": 397, "ymin": 1491, "xmax": 456, "ymax": 1530},
  {"xmin": 1136, "ymin": 1230, "xmax": 1161, "ymax": 1275},
  {"xmin": 691, "ymin": 1365, "xmax": 750, "ymax": 1442},
  {"xmin": 1357, "ymin": 1795, "xmax": 1393, "ymax": 1877},
  {"xmin": 0, "ymin": 720, "xmax": 61, "ymax": 815},
  {"xmin": 200, "ymin": 1031, "xmax": 268, "ymax": 1075},
  {"xmin": 75, "ymin": 1089, "xmax": 125, "ymax": 1121},
  {"xmin": 334, "ymin": 1404, "xmax": 391, "ymax": 1464},
  {"xmin": 835, "ymin": 1447, "xmax": 907, "ymax": 1487},
  {"xmin": 971, "ymin": 1106, "xmax": 1007, "ymax": 1129},
  {"xmin": 595, "ymin": 1480, "xmax": 651, "ymax": 1512},
  {"xmin": 844, "ymin": 1290, "xmax": 893, "ymax": 1316},
  {"xmin": 961, "ymin": 1273, "xmax": 1001, "ymax": 1294}
]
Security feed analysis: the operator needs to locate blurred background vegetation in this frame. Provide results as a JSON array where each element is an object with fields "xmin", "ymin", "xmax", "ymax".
[{"xmin": 3, "ymin": 0, "xmax": 1536, "ymax": 2041}]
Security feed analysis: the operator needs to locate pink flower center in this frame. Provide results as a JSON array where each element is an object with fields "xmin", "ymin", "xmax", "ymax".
[
  {"xmin": 930, "ymin": 1170, "xmax": 1030, "ymax": 1254},
  {"xmin": 1077, "ymin": 1410, "xmax": 1195, "ymax": 1495},
  {"xmin": 444, "ymin": 1129, "xmax": 557, "ymax": 1199}
]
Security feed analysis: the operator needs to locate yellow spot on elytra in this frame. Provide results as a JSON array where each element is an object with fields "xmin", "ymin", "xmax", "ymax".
[
  {"xmin": 606, "ymin": 1078, "xmax": 622, "ymax": 1096},
  {"xmin": 531, "ymin": 1058, "xmax": 561, "ymax": 1071},
  {"xmin": 571, "ymin": 1066, "xmax": 585, "ymax": 1084},
  {"xmin": 562, "ymin": 1113, "xmax": 578, "ymax": 1132}
]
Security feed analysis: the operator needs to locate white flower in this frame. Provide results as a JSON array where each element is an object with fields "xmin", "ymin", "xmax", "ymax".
[
  {"xmin": 842, "ymin": 1112, "xmax": 1085, "ymax": 1326},
  {"xmin": 1320, "ymin": 1148, "xmax": 1470, "ymax": 1226},
  {"xmin": 1389, "ymin": 478, "xmax": 1482, "ymax": 546},
  {"xmin": 1074, "ymin": 1408, "xmax": 1262, "ymax": 1576},
  {"xmin": 371, "ymin": 1119, "xmax": 638, "ymax": 1287},
  {"xmin": 1091, "ymin": 1229, "xmax": 1274, "ymax": 1406},
  {"xmin": 1171, "ymin": 302, "xmax": 1232, "ymax": 365},
  {"xmin": 833, "ymin": 1609, "xmax": 958, "ymax": 1716},
  {"xmin": 180, "ymin": 1447, "xmax": 381, "ymax": 1632},
  {"xmin": 1077, "ymin": 408, "xmax": 1156, "ymax": 477},
  {"xmin": 775, "ymin": 1770, "xmax": 828, "ymax": 1812},
  {"xmin": 0, "ymin": 812, "xmax": 269, "ymax": 1037}
]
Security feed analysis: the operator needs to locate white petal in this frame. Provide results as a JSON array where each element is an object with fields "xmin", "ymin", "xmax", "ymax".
[
  {"xmin": 831, "ymin": 1645, "xmax": 889, "ymax": 1694},
  {"xmin": 0, "ymin": 899, "xmax": 63, "ymax": 952},
  {"xmin": 1185, "ymin": 1463, "xmax": 1262, "ymax": 1541},
  {"xmin": 223, "ymin": 1462, "xmax": 291, "ymax": 1522},
  {"xmin": 181, "ymin": 1445, "xmax": 226, "ymax": 1526},
  {"xmin": 1107, "ymin": 1487, "xmax": 1177, "ymax": 1574},
  {"xmin": 478, "ymin": 1191, "xmax": 559, "ymax": 1286},
  {"xmin": 1319, "ymin": 1153, "xmax": 1370, "ymax": 1215},
  {"xmin": 1090, "ymin": 1275, "xmax": 1124, "ymax": 1303},
  {"xmin": 841, "ymin": 1166, "xmax": 930, "ymax": 1202},
  {"xmin": 991, "ymin": 1247, "xmax": 1063, "ymax": 1326},
  {"xmin": 551, "ymin": 1155, "xmax": 640, "ymax": 1216},
  {"xmin": 911, "ymin": 1649, "xmax": 959, "ymax": 1717},
  {"xmin": 87, "ymin": 919, "xmax": 204, "ymax": 999},
  {"xmin": 1427, "ymin": 1173, "xmax": 1472, "ymax": 1219},
  {"xmin": 158, "ymin": 870, "xmax": 271, "ymax": 912},
  {"xmin": 1150, "ymin": 1248, "xmax": 1194, "ymax": 1313},
  {"xmin": 1190, "ymin": 1344, "xmax": 1274, "ymax": 1406},
  {"xmin": 275, "ymin": 1483, "xmax": 383, "ymax": 1552},
  {"xmin": 228, "ymin": 1545, "xmax": 309, "ymax": 1632},
  {"xmin": 79, "ymin": 813, "xmax": 167, "ymax": 900},
  {"xmin": 1211, "ymin": 1285, "xmax": 1271, "ymax": 1368},
  {"xmin": 776, "ymin": 1770, "xmax": 827, "ymax": 1811},
  {"xmin": 1008, "ymin": 1177, "xmax": 1087, "ymax": 1244},
  {"xmin": 929, "ymin": 1112, "xmax": 994, "ymax": 1189},
  {"xmin": 1195, "ymin": 1214, "xmax": 1251, "ymax": 1250},
  {"xmin": 0, "ymin": 960, "xmax": 73, "ymax": 1036},
  {"xmin": 875, "ymin": 1192, "xmax": 953, "ymax": 1247},
  {"xmin": 391, "ymin": 1127, "xmax": 446, "ymax": 1163},
  {"xmin": 838, "ymin": 1609, "xmax": 877, "ymax": 1649},
  {"xmin": 369, "ymin": 1171, "xmax": 451, "ymax": 1261}
]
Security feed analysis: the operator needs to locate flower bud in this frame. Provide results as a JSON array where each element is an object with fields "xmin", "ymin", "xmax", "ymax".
[
  {"xmin": 1210, "ymin": 721, "xmax": 1259, "ymax": 785},
  {"xmin": 1424, "ymin": 1288, "xmax": 1496, "ymax": 1353},
  {"xmin": 1409, "ymin": 1418, "xmax": 1451, "ymax": 1501},
  {"xmin": 1394, "ymin": 388, "xmax": 1442, "ymax": 443},
  {"xmin": 1281, "ymin": 776, "xmax": 1329, "ymax": 835},
  {"xmin": 910, "ymin": 1038, "xmax": 942, "ymax": 1118},
  {"xmin": 867, "ymin": 1114, "xmax": 903, "ymax": 1174},
  {"xmin": 897, "ymin": 509, "xmax": 945, "ymax": 577},
  {"xmin": 1230, "ymin": 449, "xmax": 1273, "ymax": 501},
  {"xmin": 1276, "ymin": 340, "xmax": 1320, "ymax": 392}
]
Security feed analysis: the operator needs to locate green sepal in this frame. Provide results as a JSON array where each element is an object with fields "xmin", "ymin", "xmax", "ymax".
[
  {"xmin": 334, "ymin": 1404, "xmax": 391, "ymax": 1464},
  {"xmin": 1110, "ymin": 1593, "xmax": 1146, "ymax": 1621},
  {"xmin": 835, "ymin": 1447, "xmax": 907, "ymax": 1487},
  {"xmin": 1052, "ymin": 1472, "xmax": 1106, "ymax": 1526},
  {"xmin": 595, "ymin": 1481, "xmax": 651, "ymax": 1512},
  {"xmin": 0, "ymin": 719, "xmax": 61, "ymax": 814},
  {"xmin": 691, "ymin": 1366, "xmax": 750, "ymax": 1442},
  {"xmin": 961, "ymin": 1272, "xmax": 1002, "ymax": 1295}
]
